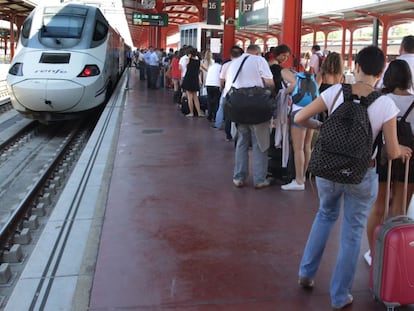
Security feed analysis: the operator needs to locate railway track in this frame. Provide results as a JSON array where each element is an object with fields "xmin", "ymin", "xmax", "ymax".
[
  {"xmin": 0, "ymin": 67, "xmax": 128, "ymax": 310},
  {"xmin": 0, "ymin": 108, "xmax": 99, "ymax": 306}
]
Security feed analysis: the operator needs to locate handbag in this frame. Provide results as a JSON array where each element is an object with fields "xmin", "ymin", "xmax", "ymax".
[{"xmin": 224, "ymin": 56, "xmax": 276, "ymax": 125}]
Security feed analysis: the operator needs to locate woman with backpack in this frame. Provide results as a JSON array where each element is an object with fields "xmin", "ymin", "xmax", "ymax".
[
  {"xmin": 280, "ymin": 68, "xmax": 319, "ymax": 191},
  {"xmin": 294, "ymin": 46, "xmax": 412, "ymax": 310},
  {"xmin": 364, "ymin": 59, "xmax": 414, "ymax": 265}
]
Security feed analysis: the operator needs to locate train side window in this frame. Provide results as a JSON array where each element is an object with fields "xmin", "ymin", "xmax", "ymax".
[
  {"xmin": 93, "ymin": 21, "xmax": 108, "ymax": 42},
  {"xmin": 21, "ymin": 16, "xmax": 32, "ymax": 39}
]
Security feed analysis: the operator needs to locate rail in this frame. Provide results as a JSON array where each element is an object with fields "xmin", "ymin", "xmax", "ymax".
[{"xmin": 0, "ymin": 80, "xmax": 10, "ymax": 107}]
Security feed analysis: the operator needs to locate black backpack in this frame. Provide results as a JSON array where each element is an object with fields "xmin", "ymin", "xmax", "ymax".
[
  {"xmin": 308, "ymin": 83, "xmax": 382, "ymax": 184},
  {"xmin": 397, "ymin": 100, "xmax": 414, "ymax": 151}
]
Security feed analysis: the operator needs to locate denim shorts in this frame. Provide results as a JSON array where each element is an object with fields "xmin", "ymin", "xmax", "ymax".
[{"xmin": 290, "ymin": 109, "xmax": 315, "ymax": 129}]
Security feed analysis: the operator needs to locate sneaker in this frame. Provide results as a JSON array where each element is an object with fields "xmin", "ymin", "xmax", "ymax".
[
  {"xmin": 332, "ymin": 294, "xmax": 353, "ymax": 310},
  {"xmin": 198, "ymin": 111, "xmax": 206, "ymax": 117},
  {"xmin": 364, "ymin": 250, "xmax": 372, "ymax": 266},
  {"xmin": 254, "ymin": 178, "xmax": 271, "ymax": 189},
  {"xmin": 281, "ymin": 179, "xmax": 305, "ymax": 191},
  {"xmin": 298, "ymin": 276, "xmax": 314, "ymax": 289},
  {"xmin": 233, "ymin": 179, "xmax": 244, "ymax": 188},
  {"xmin": 185, "ymin": 113, "xmax": 194, "ymax": 117}
]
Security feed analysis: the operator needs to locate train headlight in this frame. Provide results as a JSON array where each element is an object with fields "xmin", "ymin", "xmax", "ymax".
[
  {"xmin": 9, "ymin": 63, "xmax": 23, "ymax": 76},
  {"xmin": 78, "ymin": 65, "xmax": 100, "ymax": 77}
]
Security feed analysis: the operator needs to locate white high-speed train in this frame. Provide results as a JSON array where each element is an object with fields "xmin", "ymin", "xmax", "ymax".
[{"xmin": 7, "ymin": 3, "xmax": 130, "ymax": 121}]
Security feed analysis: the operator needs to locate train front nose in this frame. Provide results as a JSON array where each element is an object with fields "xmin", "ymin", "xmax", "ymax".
[{"xmin": 11, "ymin": 79, "xmax": 85, "ymax": 112}]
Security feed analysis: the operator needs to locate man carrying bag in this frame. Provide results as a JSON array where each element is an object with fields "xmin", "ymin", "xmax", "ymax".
[{"xmin": 224, "ymin": 44, "xmax": 275, "ymax": 189}]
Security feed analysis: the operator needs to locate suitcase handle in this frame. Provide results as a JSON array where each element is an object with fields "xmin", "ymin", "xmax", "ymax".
[{"xmin": 384, "ymin": 215, "xmax": 413, "ymax": 225}]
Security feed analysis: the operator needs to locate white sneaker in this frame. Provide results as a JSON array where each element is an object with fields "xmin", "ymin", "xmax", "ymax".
[
  {"xmin": 281, "ymin": 179, "xmax": 305, "ymax": 191},
  {"xmin": 364, "ymin": 250, "xmax": 372, "ymax": 266},
  {"xmin": 232, "ymin": 179, "xmax": 244, "ymax": 188},
  {"xmin": 185, "ymin": 113, "xmax": 194, "ymax": 117}
]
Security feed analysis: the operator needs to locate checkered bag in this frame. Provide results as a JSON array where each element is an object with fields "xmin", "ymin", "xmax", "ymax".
[{"xmin": 308, "ymin": 84, "xmax": 381, "ymax": 184}]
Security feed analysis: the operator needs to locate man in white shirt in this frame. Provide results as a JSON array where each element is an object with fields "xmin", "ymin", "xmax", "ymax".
[
  {"xmin": 397, "ymin": 35, "xmax": 414, "ymax": 94},
  {"xmin": 205, "ymin": 56, "xmax": 222, "ymax": 122},
  {"xmin": 227, "ymin": 44, "xmax": 275, "ymax": 189},
  {"xmin": 143, "ymin": 46, "xmax": 154, "ymax": 88},
  {"xmin": 214, "ymin": 45, "xmax": 244, "ymax": 135},
  {"xmin": 309, "ymin": 44, "xmax": 323, "ymax": 74}
]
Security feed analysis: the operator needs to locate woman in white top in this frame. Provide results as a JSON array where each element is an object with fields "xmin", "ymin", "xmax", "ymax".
[{"xmin": 365, "ymin": 59, "xmax": 414, "ymax": 261}]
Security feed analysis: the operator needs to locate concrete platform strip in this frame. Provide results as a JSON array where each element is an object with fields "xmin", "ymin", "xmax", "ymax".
[{"xmin": 3, "ymin": 72, "xmax": 129, "ymax": 311}]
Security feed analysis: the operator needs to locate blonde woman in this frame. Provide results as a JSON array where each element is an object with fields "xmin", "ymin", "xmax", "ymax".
[{"xmin": 316, "ymin": 52, "xmax": 345, "ymax": 92}]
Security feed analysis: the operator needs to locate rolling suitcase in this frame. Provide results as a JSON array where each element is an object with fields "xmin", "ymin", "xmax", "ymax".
[{"xmin": 370, "ymin": 159, "xmax": 414, "ymax": 311}]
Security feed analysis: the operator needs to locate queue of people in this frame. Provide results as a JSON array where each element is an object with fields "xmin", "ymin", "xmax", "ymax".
[{"xmin": 134, "ymin": 36, "xmax": 414, "ymax": 310}]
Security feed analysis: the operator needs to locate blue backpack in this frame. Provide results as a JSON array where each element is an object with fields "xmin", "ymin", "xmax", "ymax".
[{"xmin": 291, "ymin": 72, "xmax": 319, "ymax": 107}]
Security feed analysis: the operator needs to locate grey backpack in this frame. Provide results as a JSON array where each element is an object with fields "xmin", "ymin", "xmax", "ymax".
[{"xmin": 308, "ymin": 83, "xmax": 381, "ymax": 184}]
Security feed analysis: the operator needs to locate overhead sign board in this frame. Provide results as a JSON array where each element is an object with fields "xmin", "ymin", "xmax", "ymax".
[
  {"xmin": 207, "ymin": 0, "xmax": 221, "ymax": 25},
  {"xmin": 132, "ymin": 12, "xmax": 168, "ymax": 27},
  {"xmin": 240, "ymin": 0, "xmax": 253, "ymax": 13},
  {"xmin": 238, "ymin": 7, "xmax": 268, "ymax": 27}
]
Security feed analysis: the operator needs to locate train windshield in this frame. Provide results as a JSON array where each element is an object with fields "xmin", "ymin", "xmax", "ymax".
[{"xmin": 41, "ymin": 6, "xmax": 88, "ymax": 39}]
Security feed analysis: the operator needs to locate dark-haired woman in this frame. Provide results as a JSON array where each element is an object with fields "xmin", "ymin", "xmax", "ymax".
[
  {"xmin": 181, "ymin": 47, "xmax": 207, "ymax": 117},
  {"xmin": 269, "ymin": 44, "xmax": 291, "ymax": 93},
  {"xmin": 365, "ymin": 59, "xmax": 414, "ymax": 265}
]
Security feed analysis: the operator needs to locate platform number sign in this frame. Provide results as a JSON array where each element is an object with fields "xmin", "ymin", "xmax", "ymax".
[
  {"xmin": 240, "ymin": 0, "xmax": 253, "ymax": 13},
  {"xmin": 207, "ymin": 0, "xmax": 221, "ymax": 25}
]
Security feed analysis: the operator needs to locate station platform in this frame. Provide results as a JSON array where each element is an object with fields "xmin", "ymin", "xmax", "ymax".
[{"xmin": 85, "ymin": 69, "xmax": 403, "ymax": 311}]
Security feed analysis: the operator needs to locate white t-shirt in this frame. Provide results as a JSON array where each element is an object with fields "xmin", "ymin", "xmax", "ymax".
[
  {"xmin": 309, "ymin": 51, "xmax": 323, "ymax": 74},
  {"xmin": 205, "ymin": 63, "xmax": 222, "ymax": 87},
  {"xmin": 387, "ymin": 93, "xmax": 414, "ymax": 132},
  {"xmin": 320, "ymin": 84, "xmax": 399, "ymax": 140},
  {"xmin": 224, "ymin": 54, "xmax": 273, "ymax": 94},
  {"xmin": 219, "ymin": 60, "xmax": 233, "ymax": 97},
  {"xmin": 179, "ymin": 55, "xmax": 189, "ymax": 78}
]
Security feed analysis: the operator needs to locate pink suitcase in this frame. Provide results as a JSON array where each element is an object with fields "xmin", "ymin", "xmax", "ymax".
[{"xmin": 370, "ymin": 160, "xmax": 414, "ymax": 310}]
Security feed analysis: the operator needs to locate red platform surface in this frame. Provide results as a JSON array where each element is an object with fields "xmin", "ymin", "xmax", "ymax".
[{"xmin": 88, "ymin": 70, "xmax": 413, "ymax": 311}]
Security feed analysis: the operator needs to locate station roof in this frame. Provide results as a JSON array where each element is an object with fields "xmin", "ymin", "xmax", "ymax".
[
  {"xmin": 0, "ymin": 0, "xmax": 36, "ymax": 21},
  {"xmin": 122, "ymin": 0, "xmax": 414, "ymax": 48},
  {"xmin": 0, "ymin": 0, "xmax": 413, "ymax": 50}
]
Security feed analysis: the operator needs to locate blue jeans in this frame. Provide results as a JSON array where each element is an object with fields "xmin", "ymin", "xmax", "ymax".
[
  {"xmin": 214, "ymin": 94, "xmax": 225, "ymax": 129},
  {"xmin": 298, "ymin": 167, "xmax": 378, "ymax": 307},
  {"xmin": 233, "ymin": 124, "xmax": 268, "ymax": 184}
]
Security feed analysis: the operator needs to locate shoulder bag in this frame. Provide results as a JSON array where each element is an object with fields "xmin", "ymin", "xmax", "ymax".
[{"xmin": 224, "ymin": 56, "xmax": 276, "ymax": 125}]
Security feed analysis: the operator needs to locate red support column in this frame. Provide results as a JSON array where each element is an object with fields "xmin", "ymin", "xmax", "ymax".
[
  {"xmin": 160, "ymin": 27, "xmax": 167, "ymax": 50},
  {"xmin": 380, "ymin": 20, "xmax": 391, "ymax": 57},
  {"xmin": 341, "ymin": 26, "xmax": 346, "ymax": 60},
  {"xmin": 155, "ymin": 27, "xmax": 162, "ymax": 48},
  {"xmin": 347, "ymin": 29, "xmax": 354, "ymax": 71},
  {"xmin": 222, "ymin": 0, "xmax": 236, "ymax": 59},
  {"xmin": 323, "ymin": 30, "xmax": 330, "ymax": 51},
  {"xmin": 10, "ymin": 13, "xmax": 15, "ymax": 59},
  {"xmin": 281, "ymin": 0, "xmax": 302, "ymax": 69}
]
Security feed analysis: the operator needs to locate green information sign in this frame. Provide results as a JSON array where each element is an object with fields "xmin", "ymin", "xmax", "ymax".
[
  {"xmin": 132, "ymin": 12, "xmax": 168, "ymax": 27},
  {"xmin": 238, "ymin": 7, "xmax": 268, "ymax": 28}
]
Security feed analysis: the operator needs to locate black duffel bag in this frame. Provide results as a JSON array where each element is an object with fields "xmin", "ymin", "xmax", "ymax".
[{"xmin": 224, "ymin": 86, "xmax": 276, "ymax": 124}]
